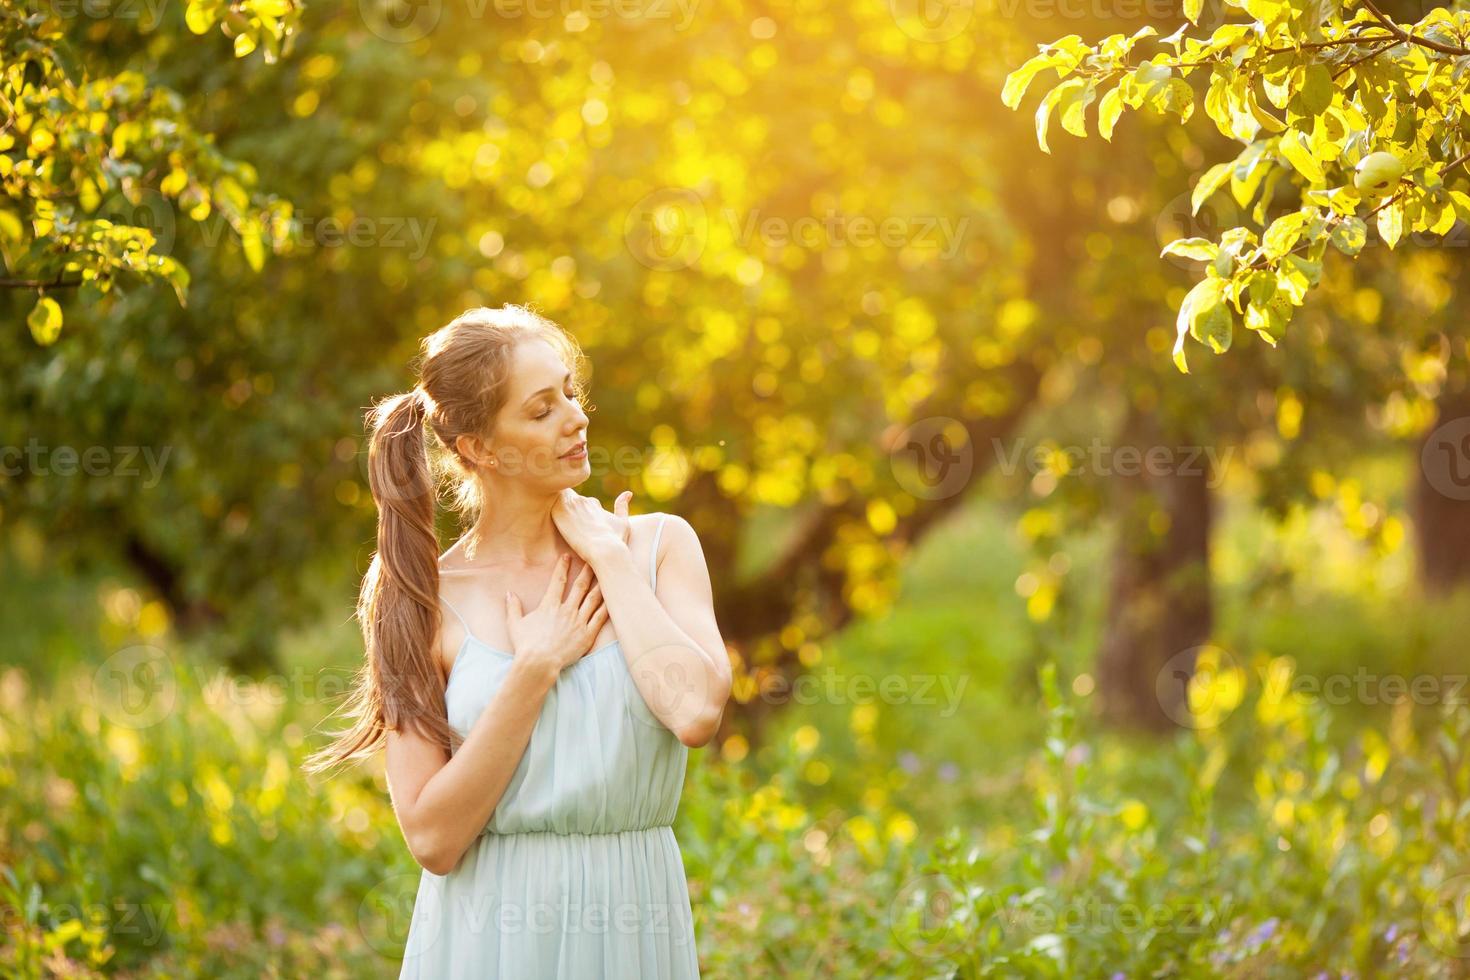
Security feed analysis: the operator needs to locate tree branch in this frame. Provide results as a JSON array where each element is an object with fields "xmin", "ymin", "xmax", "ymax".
[
  {"xmin": 1360, "ymin": 0, "xmax": 1470, "ymax": 57},
  {"xmin": 0, "ymin": 276, "xmax": 83, "ymax": 289}
]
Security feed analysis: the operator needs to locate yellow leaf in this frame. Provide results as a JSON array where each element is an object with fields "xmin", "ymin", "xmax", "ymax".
[{"xmin": 27, "ymin": 296, "xmax": 63, "ymax": 345}]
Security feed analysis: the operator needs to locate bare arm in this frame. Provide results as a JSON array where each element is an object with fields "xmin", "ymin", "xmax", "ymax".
[
  {"xmin": 385, "ymin": 556, "xmax": 608, "ymax": 875},
  {"xmin": 386, "ymin": 657, "xmax": 556, "ymax": 875},
  {"xmin": 588, "ymin": 514, "xmax": 732, "ymax": 747}
]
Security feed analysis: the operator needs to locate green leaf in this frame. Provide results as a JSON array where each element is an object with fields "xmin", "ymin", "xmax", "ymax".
[
  {"xmin": 1184, "ymin": 0, "xmax": 1203, "ymax": 23},
  {"xmin": 27, "ymin": 296, "xmax": 63, "ymax": 345},
  {"xmin": 1277, "ymin": 254, "xmax": 1321, "ymax": 303},
  {"xmin": 1279, "ymin": 131, "xmax": 1324, "ymax": 183},
  {"xmin": 1003, "ymin": 53, "xmax": 1062, "ymax": 110},
  {"xmin": 1059, "ymin": 82, "xmax": 1098, "ymax": 139},
  {"xmin": 1246, "ymin": 297, "xmax": 1290, "ymax": 346},
  {"xmin": 1297, "ymin": 63, "xmax": 1333, "ymax": 116},
  {"xmin": 1161, "ymin": 238, "xmax": 1219, "ymax": 261},
  {"xmin": 1097, "ymin": 86, "xmax": 1124, "ymax": 141},
  {"xmin": 1036, "ymin": 80, "xmax": 1085, "ymax": 154},
  {"xmin": 241, "ymin": 219, "xmax": 266, "ymax": 272},
  {"xmin": 1191, "ymin": 162, "xmax": 1233, "ymax": 216},
  {"xmin": 1175, "ymin": 275, "xmax": 1233, "ymax": 373},
  {"xmin": 1247, "ymin": 88, "xmax": 1286, "ymax": 133},
  {"xmin": 1262, "ymin": 210, "xmax": 1310, "ymax": 258},
  {"xmin": 1230, "ymin": 142, "xmax": 1271, "ymax": 208},
  {"xmin": 1377, "ymin": 203, "xmax": 1404, "ymax": 249},
  {"xmin": 1329, "ymin": 216, "xmax": 1367, "ymax": 255}
]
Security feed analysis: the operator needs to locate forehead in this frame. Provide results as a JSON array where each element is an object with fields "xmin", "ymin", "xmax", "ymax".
[{"xmin": 508, "ymin": 338, "xmax": 567, "ymax": 391}]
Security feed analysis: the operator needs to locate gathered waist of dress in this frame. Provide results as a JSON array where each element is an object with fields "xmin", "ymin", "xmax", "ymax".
[{"xmin": 480, "ymin": 824, "xmax": 675, "ymax": 840}]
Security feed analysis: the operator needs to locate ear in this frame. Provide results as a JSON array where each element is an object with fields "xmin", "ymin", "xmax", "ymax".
[{"xmin": 455, "ymin": 432, "xmax": 492, "ymax": 468}]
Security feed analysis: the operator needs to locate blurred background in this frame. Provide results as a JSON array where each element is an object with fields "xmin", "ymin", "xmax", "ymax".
[{"xmin": 5, "ymin": 0, "xmax": 1470, "ymax": 975}]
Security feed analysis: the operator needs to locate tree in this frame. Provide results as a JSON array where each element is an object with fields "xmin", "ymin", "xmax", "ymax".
[
  {"xmin": 0, "ymin": 0, "xmax": 299, "ymax": 341},
  {"xmin": 1004, "ymin": 0, "xmax": 1470, "ymax": 373}
]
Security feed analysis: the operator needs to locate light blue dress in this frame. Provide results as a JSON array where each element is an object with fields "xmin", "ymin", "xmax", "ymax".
[{"xmin": 398, "ymin": 514, "xmax": 701, "ymax": 978}]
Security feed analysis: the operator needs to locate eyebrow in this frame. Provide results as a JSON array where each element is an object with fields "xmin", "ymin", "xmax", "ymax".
[{"xmin": 521, "ymin": 370, "xmax": 572, "ymax": 408}]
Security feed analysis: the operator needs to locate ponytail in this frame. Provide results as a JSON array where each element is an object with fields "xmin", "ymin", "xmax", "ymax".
[
  {"xmin": 303, "ymin": 389, "xmax": 463, "ymax": 776},
  {"xmin": 303, "ymin": 304, "xmax": 585, "ymax": 776}
]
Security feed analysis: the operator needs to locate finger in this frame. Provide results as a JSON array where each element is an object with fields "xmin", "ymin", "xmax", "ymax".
[
  {"xmin": 614, "ymin": 490, "xmax": 631, "ymax": 520},
  {"xmin": 544, "ymin": 552, "xmax": 571, "ymax": 599},
  {"xmin": 505, "ymin": 590, "xmax": 521, "ymax": 621},
  {"xmin": 565, "ymin": 563, "xmax": 594, "ymax": 606},
  {"xmin": 580, "ymin": 604, "xmax": 607, "ymax": 641},
  {"xmin": 578, "ymin": 584, "xmax": 602, "ymax": 620}
]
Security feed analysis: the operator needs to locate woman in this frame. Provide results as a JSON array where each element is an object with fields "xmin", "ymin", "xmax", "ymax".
[{"xmin": 304, "ymin": 304, "xmax": 732, "ymax": 978}]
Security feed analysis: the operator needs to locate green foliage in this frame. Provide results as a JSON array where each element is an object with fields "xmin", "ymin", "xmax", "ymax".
[
  {"xmin": 11, "ymin": 622, "xmax": 1470, "ymax": 976},
  {"xmin": 0, "ymin": 1, "xmax": 296, "ymax": 341},
  {"xmin": 1005, "ymin": 0, "xmax": 1470, "ymax": 371}
]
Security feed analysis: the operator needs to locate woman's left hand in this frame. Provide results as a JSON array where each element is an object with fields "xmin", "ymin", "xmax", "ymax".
[{"xmin": 552, "ymin": 488, "xmax": 632, "ymax": 564}]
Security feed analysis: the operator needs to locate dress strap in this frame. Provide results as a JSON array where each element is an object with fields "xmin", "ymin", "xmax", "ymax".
[
  {"xmin": 439, "ymin": 594, "xmax": 472, "ymax": 635},
  {"xmin": 649, "ymin": 513, "xmax": 668, "ymax": 591}
]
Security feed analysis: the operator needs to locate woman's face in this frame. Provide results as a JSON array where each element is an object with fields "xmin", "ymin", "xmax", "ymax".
[{"xmin": 486, "ymin": 338, "xmax": 591, "ymax": 488}]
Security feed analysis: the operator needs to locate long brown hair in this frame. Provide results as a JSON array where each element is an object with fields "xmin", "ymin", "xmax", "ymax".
[{"xmin": 303, "ymin": 304, "xmax": 589, "ymax": 776}]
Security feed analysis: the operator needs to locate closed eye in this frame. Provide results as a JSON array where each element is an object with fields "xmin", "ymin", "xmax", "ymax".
[{"xmin": 535, "ymin": 389, "xmax": 577, "ymax": 420}]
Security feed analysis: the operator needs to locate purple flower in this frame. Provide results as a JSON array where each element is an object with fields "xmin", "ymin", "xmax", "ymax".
[
  {"xmin": 1248, "ymin": 917, "xmax": 1279, "ymax": 946},
  {"xmin": 938, "ymin": 761, "xmax": 959, "ymax": 782},
  {"xmin": 899, "ymin": 751, "xmax": 922, "ymax": 774}
]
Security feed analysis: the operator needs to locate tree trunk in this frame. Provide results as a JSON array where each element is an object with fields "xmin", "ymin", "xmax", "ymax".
[
  {"xmin": 1412, "ymin": 385, "xmax": 1470, "ymax": 598},
  {"xmin": 1096, "ymin": 407, "xmax": 1215, "ymax": 732}
]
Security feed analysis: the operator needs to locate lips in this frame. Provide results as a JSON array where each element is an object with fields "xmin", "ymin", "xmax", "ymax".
[{"xmin": 560, "ymin": 441, "xmax": 587, "ymax": 459}]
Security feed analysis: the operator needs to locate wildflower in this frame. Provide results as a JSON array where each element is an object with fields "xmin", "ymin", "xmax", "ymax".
[{"xmin": 1248, "ymin": 917, "xmax": 1279, "ymax": 948}]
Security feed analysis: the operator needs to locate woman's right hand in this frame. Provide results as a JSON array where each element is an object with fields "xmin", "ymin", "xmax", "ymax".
[{"xmin": 504, "ymin": 553, "xmax": 608, "ymax": 680}]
